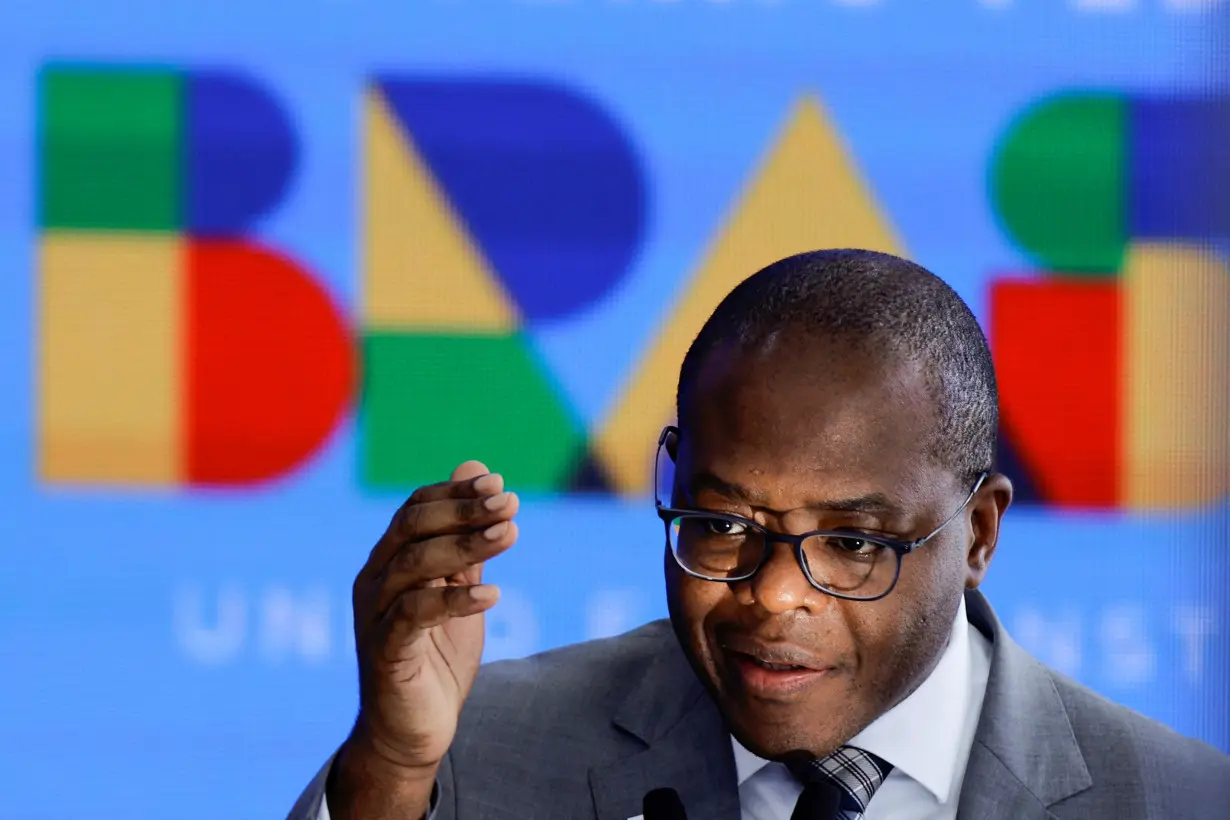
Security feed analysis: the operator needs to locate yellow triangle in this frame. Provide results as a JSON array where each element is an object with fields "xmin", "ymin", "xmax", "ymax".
[
  {"xmin": 595, "ymin": 96, "xmax": 906, "ymax": 494},
  {"xmin": 362, "ymin": 86, "xmax": 517, "ymax": 332},
  {"xmin": 1122, "ymin": 242, "xmax": 1229, "ymax": 508}
]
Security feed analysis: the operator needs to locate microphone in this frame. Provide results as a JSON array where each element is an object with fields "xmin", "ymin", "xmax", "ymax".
[{"xmin": 642, "ymin": 787, "xmax": 687, "ymax": 820}]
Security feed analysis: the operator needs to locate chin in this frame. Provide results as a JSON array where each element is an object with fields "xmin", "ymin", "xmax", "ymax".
[
  {"xmin": 724, "ymin": 707, "xmax": 851, "ymax": 761},
  {"xmin": 713, "ymin": 684, "xmax": 863, "ymax": 761}
]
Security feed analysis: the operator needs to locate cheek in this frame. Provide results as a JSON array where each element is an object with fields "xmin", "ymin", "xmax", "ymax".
[
  {"xmin": 671, "ymin": 575, "xmax": 725, "ymax": 624},
  {"xmin": 857, "ymin": 550, "xmax": 964, "ymax": 672},
  {"xmin": 665, "ymin": 572, "xmax": 726, "ymax": 651},
  {"xmin": 843, "ymin": 601, "xmax": 906, "ymax": 670},
  {"xmin": 903, "ymin": 534, "xmax": 969, "ymax": 603},
  {"xmin": 851, "ymin": 550, "xmax": 960, "ymax": 652}
]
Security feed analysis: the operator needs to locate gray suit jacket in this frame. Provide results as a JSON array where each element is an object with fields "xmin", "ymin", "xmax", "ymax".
[{"xmin": 289, "ymin": 591, "xmax": 1230, "ymax": 819}]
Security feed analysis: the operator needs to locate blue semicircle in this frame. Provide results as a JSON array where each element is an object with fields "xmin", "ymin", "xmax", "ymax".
[
  {"xmin": 185, "ymin": 72, "xmax": 298, "ymax": 236},
  {"xmin": 376, "ymin": 77, "xmax": 648, "ymax": 323}
]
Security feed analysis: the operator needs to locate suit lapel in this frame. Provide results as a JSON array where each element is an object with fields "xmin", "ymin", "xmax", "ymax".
[
  {"xmin": 956, "ymin": 743, "xmax": 1057, "ymax": 820},
  {"xmin": 957, "ymin": 591, "xmax": 1092, "ymax": 820},
  {"xmin": 588, "ymin": 631, "xmax": 741, "ymax": 820}
]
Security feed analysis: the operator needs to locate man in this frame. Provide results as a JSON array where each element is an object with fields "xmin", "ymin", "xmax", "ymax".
[{"xmin": 290, "ymin": 250, "xmax": 1230, "ymax": 820}]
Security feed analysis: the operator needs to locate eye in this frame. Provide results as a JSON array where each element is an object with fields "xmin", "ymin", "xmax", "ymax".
[
  {"xmin": 831, "ymin": 535, "xmax": 879, "ymax": 555},
  {"xmin": 702, "ymin": 517, "xmax": 747, "ymax": 537}
]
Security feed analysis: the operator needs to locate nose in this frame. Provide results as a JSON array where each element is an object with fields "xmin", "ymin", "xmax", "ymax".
[{"xmin": 739, "ymin": 541, "xmax": 825, "ymax": 615}]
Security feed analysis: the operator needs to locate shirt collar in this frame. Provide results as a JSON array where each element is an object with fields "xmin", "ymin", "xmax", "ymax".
[{"xmin": 729, "ymin": 595, "xmax": 974, "ymax": 802}]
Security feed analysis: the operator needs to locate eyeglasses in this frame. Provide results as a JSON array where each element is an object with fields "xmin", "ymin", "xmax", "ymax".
[{"xmin": 654, "ymin": 426, "xmax": 986, "ymax": 602}]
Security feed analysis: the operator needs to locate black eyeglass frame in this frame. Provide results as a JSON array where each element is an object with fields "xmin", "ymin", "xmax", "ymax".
[{"xmin": 653, "ymin": 425, "xmax": 988, "ymax": 602}]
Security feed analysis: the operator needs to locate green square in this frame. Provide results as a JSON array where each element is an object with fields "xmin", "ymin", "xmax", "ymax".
[
  {"xmin": 359, "ymin": 332, "xmax": 586, "ymax": 493},
  {"xmin": 39, "ymin": 66, "xmax": 182, "ymax": 231}
]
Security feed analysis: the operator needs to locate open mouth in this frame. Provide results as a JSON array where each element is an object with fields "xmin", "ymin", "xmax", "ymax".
[
  {"xmin": 719, "ymin": 641, "xmax": 835, "ymax": 697},
  {"xmin": 743, "ymin": 656, "xmax": 808, "ymax": 672}
]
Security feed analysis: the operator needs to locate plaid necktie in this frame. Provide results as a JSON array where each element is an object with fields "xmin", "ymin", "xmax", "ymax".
[{"xmin": 787, "ymin": 746, "xmax": 894, "ymax": 820}]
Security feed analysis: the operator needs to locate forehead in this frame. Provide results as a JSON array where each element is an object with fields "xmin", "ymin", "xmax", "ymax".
[{"xmin": 680, "ymin": 336, "xmax": 940, "ymax": 494}]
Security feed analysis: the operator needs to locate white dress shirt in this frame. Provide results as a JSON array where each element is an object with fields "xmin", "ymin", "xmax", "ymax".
[
  {"xmin": 319, "ymin": 597, "xmax": 992, "ymax": 820},
  {"xmin": 734, "ymin": 594, "xmax": 993, "ymax": 819}
]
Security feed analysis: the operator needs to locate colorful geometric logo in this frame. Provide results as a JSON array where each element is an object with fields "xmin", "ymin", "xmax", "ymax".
[
  {"xmin": 34, "ymin": 65, "xmax": 909, "ymax": 496},
  {"xmin": 988, "ymin": 92, "xmax": 1229, "ymax": 509},
  {"xmin": 37, "ymin": 65, "xmax": 353, "ymax": 487},
  {"xmin": 358, "ymin": 77, "xmax": 904, "ymax": 494}
]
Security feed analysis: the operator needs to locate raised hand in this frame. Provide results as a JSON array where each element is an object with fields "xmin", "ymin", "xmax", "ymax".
[{"xmin": 331, "ymin": 461, "xmax": 519, "ymax": 819}]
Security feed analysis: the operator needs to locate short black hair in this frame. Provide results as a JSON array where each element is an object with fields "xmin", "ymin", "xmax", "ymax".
[{"xmin": 676, "ymin": 249, "xmax": 998, "ymax": 483}]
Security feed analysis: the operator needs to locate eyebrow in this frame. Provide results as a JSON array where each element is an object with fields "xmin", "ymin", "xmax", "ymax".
[{"xmin": 685, "ymin": 469, "xmax": 901, "ymax": 515}]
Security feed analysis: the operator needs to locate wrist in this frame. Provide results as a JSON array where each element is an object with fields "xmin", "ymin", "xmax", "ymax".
[
  {"xmin": 329, "ymin": 728, "xmax": 440, "ymax": 820},
  {"xmin": 350, "ymin": 719, "xmax": 445, "ymax": 778}
]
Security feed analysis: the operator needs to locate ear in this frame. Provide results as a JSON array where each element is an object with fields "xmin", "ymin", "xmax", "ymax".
[
  {"xmin": 662, "ymin": 425, "xmax": 680, "ymax": 462},
  {"xmin": 655, "ymin": 426, "xmax": 682, "ymax": 508},
  {"xmin": 965, "ymin": 472, "xmax": 1013, "ymax": 589}
]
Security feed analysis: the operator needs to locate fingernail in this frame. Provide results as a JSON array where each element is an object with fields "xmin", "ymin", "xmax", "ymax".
[
  {"xmin": 483, "ymin": 521, "xmax": 508, "ymax": 541},
  {"xmin": 483, "ymin": 491, "xmax": 511, "ymax": 511},
  {"xmin": 473, "ymin": 473, "xmax": 503, "ymax": 495},
  {"xmin": 469, "ymin": 585, "xmax": 500, "ymax": 604}
]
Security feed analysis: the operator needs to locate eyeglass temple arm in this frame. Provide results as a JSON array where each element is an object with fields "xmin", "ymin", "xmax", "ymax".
[{"xmin": 913, "ymin": 471, "xmax": 988, "ymax": 546}]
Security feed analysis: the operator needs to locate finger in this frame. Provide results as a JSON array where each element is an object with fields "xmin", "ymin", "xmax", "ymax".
[
  {"xmin": 384, "ymin": 583, "xmax": 501, "ymax": 637},
  {"xmin": 403, "ymin": 471, "xmax": 503, "ymax": 507},
  {"xmin": 375, "ymin": 521, "xmax": 519, "ymax": 614},
  {"xmin": 396, "ymin": 490, "xmax": 520, "ymax": 543},
  {"xmin": 364, "ymin": 476, "xmax": 510, "ymax": 574},
  {"xmin": 451, "ymin": 460, "xmax": 490, "ymax": 483}
]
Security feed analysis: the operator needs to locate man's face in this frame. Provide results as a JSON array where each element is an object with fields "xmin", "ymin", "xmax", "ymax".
[{"xmin": 665, "ymin": 334, "xmax": 1009, "ymax": 760}]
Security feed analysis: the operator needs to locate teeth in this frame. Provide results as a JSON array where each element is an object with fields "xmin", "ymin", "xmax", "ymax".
[{"xmin": 754, "ymin": 658, "xmax": 803, "ymax": 671}]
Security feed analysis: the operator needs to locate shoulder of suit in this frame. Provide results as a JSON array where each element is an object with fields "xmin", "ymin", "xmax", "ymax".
[{"xmin": 1045, "ymin": 666, "xmax": 1230, "ymax": 776}]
